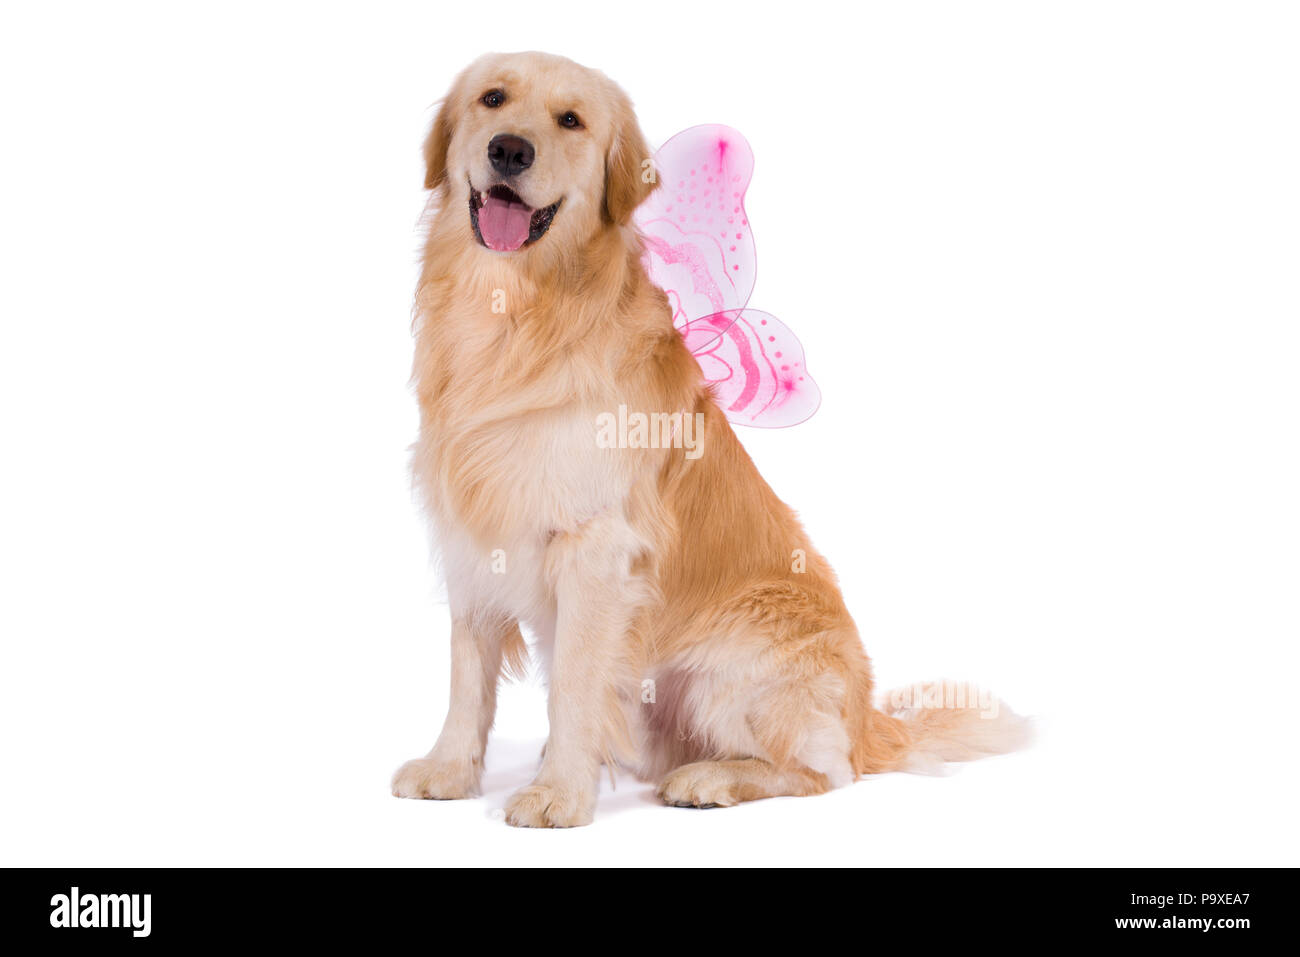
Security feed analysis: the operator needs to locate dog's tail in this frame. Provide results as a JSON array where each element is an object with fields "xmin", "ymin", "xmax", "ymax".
[{"xmin": 849, "ymin": 678, "xmax": 1033, "ymax": 776}]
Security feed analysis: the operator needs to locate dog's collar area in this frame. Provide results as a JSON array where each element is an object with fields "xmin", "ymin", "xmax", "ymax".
[{"xmin": 469, "ymin": 180, "xmax": 562, "ymax": 251}]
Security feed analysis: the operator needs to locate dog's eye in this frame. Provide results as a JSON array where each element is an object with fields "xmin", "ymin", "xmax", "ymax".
[
  {"xmin": 558, "ymin": 111, "xmax": 582, "ymax": 130},
  {"xmin": 481, "ymin": 90, "xmax": 505, "ymax": 108}
]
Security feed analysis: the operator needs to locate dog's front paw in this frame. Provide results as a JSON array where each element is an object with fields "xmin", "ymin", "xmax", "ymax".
[
  {"xmin": 503, "ymin": 783, "xmax": 594, "ymax": 828},
  {"xmin": 391, "ymin": 756, "xmax": 480, "ymax": 800}
]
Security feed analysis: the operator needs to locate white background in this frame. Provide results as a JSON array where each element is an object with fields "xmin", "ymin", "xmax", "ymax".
[{"xmin": 2, "ymin": 1, "xmax": 1297, "ymax": 866}]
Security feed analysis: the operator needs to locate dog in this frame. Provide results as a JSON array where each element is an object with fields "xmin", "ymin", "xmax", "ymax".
[{"xmin": 392, "ymin": 51, "xmax": 1029, "ymax": 827}]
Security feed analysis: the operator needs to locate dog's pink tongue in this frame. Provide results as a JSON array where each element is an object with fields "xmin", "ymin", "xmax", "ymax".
[{"xmin": 479, "ymin": 194, "xmax": 531, "ymax": 251}]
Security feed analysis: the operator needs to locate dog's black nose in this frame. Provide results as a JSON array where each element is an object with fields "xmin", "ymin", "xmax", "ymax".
[{"xmin": 487, "ymin": 134, "xmax": 534, "ymax": 177}]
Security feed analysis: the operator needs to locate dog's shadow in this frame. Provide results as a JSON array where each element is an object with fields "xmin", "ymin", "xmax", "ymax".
[{"xmin": 478, "ymin": 736, "xmax": 661, "ymax": 821}]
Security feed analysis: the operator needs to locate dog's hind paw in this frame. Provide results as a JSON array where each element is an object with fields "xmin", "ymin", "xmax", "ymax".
[{"xmin": 657, "ymin": 763, "xmax": 740, "ymax": 808}]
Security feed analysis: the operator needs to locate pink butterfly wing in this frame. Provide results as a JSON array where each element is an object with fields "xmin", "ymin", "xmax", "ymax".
[
  {"xmin": 636, "ymin": 125, "xmax": 821, "ymax": 428},
  {"xmin": 635, "ymin": 125, "xmax": 757, "ymax": 325},
  {"xmin": 680, "ymin": 310, "xmax": 821, "ymax": 428}
]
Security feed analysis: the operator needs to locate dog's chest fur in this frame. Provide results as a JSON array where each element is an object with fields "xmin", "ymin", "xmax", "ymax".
[{"xmin": 412, "ymin": 287, "xmax": 650, "ymax": 623}]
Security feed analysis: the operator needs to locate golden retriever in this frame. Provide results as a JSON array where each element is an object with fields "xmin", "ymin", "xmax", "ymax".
[{"xmin": 392, "ymin": 51, "xmax": 1029, "ymax": 827}]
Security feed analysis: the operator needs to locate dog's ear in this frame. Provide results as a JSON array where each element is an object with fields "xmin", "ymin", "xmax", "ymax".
[
  {"xmin": 604, "ymin": 100, "xmax": 656, "ymax": 225},
  {"xmin": 422, "ymin": 99, "xmax": 455, "ymax": 190}
]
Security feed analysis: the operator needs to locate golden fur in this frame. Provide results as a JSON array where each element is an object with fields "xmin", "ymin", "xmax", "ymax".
[{"xmin": 392, "ymin": 52, "xmax": 1029, "ymax": 826}]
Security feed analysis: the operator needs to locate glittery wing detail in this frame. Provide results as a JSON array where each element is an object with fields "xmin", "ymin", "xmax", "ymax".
[
  {"xmin": 634, "ymin": 125, "xmax": 756, "ymax": 326},
  {"xmin": 680, "ymin": 309, "xmax": 821, "ymax": 428},
  {"xmin": 636, "ymin": 125, "xmax": 820, "ymax": 427}
]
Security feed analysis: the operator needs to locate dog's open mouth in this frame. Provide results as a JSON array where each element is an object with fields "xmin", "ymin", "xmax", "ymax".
[{"xmin": 469, "ymin": 183, "xmax": 561, "ymax": 252}]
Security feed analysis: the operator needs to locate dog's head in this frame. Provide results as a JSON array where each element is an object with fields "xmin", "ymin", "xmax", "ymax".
[{"xmin": 423, "ymin": 52, "xmax": 655, "ymax": 254}]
